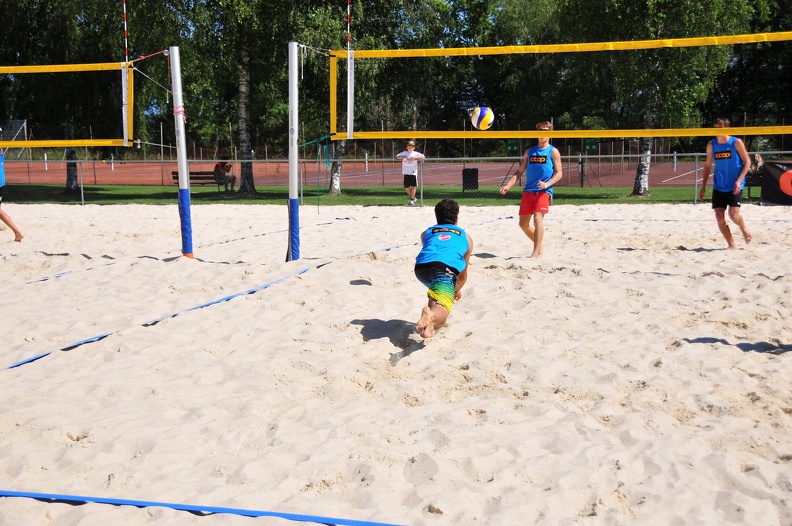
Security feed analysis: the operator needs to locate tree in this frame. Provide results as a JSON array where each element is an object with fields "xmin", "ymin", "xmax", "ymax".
[
  {"xmin": 557, "ymin": 0, "xmax": 770, "ymax": 196},
  {"xmin": 127, "ymin": 0, "xmax": 190, "ymax": 159},
  {"xmin": 330, "ymin": 140, "xmax": 345, "ymax": 195},
  {"xmin": 183, "ymin": 0, "xmax": 333, "ymax": 193},
  {"xmin": 232, "ymin": 3, "xmax": 256, "ymax": 195},
  {"xmin": 182, "ymin": 1, "xmax": 254, "ymax": 193},
  {"xmin": 701, "ymin": 0, "xmax": 787, "ymax": 151},
  {"xmin": 489, "ymin": 0, "xmax": 564, "ymax": 132},
  {"xmin": 3, "ymin": 0, "xmax": 785, "ymax": 186},
  {"xmin": 0, "ymin": 0, "xmax": 118, "ymax": 145}
]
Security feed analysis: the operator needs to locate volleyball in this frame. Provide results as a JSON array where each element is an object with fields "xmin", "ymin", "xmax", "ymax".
[{"xmin": 470, "ymin": 106, "xmax": 495, "ymax": 130}]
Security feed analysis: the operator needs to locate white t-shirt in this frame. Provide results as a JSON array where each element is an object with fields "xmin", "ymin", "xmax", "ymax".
[{"xmin": 397, "ymin": 150, "xmax": 423, "ymax": 175}]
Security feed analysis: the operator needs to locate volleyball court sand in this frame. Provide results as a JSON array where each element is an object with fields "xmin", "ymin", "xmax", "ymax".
[{"xmin": 1, "ymin": 202, "xmax": 790, "ymax": 525}]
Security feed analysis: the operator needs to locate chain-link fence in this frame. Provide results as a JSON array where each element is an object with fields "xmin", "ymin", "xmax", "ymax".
[{"xmin": 2, "ymin": 151, "xmax": 787, "ymax": 205}]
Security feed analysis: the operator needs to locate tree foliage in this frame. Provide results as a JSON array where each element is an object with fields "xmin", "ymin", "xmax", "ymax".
[
  {"xmin": 555, "ymin": 0, "xmax": 773, "ymax": 195},
  {"xmin": 0, "ymin": 0, "xmax": 787, "ymax": 165}
]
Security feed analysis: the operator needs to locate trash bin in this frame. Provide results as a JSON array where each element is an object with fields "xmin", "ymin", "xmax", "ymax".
[{"xmin": 462, "ymin": 168, "xmax": 479, "ymax": 191}]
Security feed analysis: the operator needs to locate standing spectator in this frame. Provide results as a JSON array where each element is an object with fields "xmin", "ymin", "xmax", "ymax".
[
  {"xmin": 396, "ymin": 140, "xmax": 425, "ymax": 206},
  {"xmin": 0, "ymin": 148, "xmax": 24, "ymax": 242},
  {"xmin": 698, "ymin": 117, "xmax": 753, "ymax": 249},
  {"xmin": 499, "ymin": 121, "xmax": 563, "ymax": 258},
  {"xmin": 213, "ymin": 161, "xmax": 236, "ymax": 192}
]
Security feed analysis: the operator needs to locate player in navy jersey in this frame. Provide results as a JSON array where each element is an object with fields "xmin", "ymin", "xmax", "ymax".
[
  {"xmin": 698, "ymin": 117, "xmax": 753, "ymax": 249},
  {"xmin": 500, "ymin": 121, "xmax": 563, "ymax": 258}
]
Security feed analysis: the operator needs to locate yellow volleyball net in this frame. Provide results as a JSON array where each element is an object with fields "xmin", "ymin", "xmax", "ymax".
[
  {"xmin": 0, "ymin": 61, "xmax": 134, "ymax": 148},
  {"xmin": 328, "ymin": 31, "xmax": 792, "ymax": 141}
]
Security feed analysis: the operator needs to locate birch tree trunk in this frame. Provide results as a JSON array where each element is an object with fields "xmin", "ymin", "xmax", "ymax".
[
  {"xmin": 330, "ymin": 141, "xmax": 345, "ymax": 195},
  {"xmin": 631, "ymin": 137, "xmax": 652, "ymax": 197},
  {"xmin": 65, "ymin": 148, "xmax": 78, "ymax": 192},
  {"xmin": 237, "ymin": 38, "xmax": 256, "ymax": 195}
]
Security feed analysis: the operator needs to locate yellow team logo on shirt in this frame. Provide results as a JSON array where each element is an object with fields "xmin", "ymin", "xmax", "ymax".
[
  {"xmin": 529, "ymin": 155, "xmax": 547, "ymax": 164},
  {"xmin": 431, "ymin": 227, "xmax": 461, "ymax": 237}
]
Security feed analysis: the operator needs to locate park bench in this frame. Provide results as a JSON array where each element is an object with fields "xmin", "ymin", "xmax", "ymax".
[{"xmin": 171, "ymin": 171, "xmax": 221, "ymax": 190}]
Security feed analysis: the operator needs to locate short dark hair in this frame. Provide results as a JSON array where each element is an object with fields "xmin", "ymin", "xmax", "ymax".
[
  {"xmin": 434, "ymin": 199, "xmax": 459, "ymax": 225},
  {"xmin": 713, "ymin": 117, "xmax": 731, "ymax": 127}
]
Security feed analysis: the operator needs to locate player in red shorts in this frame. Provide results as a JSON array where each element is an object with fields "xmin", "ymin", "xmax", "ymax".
[{"xmin": 500, "ymin": 121, "xmax": 562, "ymax": 258}]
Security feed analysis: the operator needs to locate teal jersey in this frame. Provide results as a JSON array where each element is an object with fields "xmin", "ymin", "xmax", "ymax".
[{"xmin": 415, "ymin": 223, "xmax": 469, "ymax": 273}]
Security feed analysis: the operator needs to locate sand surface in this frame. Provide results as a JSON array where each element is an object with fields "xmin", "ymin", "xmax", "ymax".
[{"xmin": 1, "ymin": 202, "xmax": 790, "ymax": 525}]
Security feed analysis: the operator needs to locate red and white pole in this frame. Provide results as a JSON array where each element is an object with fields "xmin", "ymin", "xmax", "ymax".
[{"xmin": 122, "ymin": 0, "xmax": 129, "ymax": 62}]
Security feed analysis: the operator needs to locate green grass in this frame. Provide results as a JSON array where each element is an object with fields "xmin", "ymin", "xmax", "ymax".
[{"xmin": 5, "ymin": 184, "xmax": 763, "ymax": 206}]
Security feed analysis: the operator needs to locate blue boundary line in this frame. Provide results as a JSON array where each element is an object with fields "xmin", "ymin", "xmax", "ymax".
[
  {"xmin": 0, "ymin": 490, "xmax": 404, "ymax": 526},
  {"xmin": 6, "ymin": 214, "xmax": 515, "ymax": 371},
  {"xmin": 2, "ymin": 214, "xmax": 515, "ymax": 521},
  {"xmin": 26, "ymin": 228, "xmax": 291, "ymax": 284},
  {"xmin": 4, "ymin": 269, "xmax": 312, "ymax": 370}
]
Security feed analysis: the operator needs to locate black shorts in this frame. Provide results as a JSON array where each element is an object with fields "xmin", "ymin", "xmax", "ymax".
[
  {"xmin": 403, "ymin": 174, "xmax": 417, "ymax": 188},
  {"xmin": 711, "ymin": 189, "xmax": 742, "ymax": 209}
]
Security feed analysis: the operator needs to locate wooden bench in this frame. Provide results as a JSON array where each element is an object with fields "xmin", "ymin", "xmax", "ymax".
[{"xmin": 172, "ymin": 171, "xmax": 219, "ymax": 187}]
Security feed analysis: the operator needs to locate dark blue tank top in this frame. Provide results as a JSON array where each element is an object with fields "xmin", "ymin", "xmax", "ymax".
[
  {"xmin": 523, "ymin": 145, "xmax": 556, "ymax": 195},
  {"xmin": 711, "ymin": 137, "xmax": 744, "ymax": 192}
]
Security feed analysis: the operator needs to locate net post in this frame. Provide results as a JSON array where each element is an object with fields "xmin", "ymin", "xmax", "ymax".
[
  {"xmin": 287, "ymin": 41, "xmax": 300, "ymax": 261},
  {"xmin": 329, "ymin": 56, "xmax": 337, "ymax": 135},
  {"xmin": 347, "ymin": 50, "xmax": 354, "ymax": 140},
  {"xmin": 121, "ymin": 63, "xmax": 131, "ymax": 147},
  {"xmin": 169, "ymin": 46, "xmax": 194, "ymax": 258},
  {"xmin": 694, "ymin": 154, "xmax": 700, "ymax": 204}
]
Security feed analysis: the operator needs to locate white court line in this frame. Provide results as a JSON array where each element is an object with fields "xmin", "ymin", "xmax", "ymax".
[{"xmin": 661, "ymin": 166, "xmax": 701, "ymax": 184}]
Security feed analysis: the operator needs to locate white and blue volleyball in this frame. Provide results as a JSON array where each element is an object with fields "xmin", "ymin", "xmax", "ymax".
[{"xmin": 470, "ymin": 106, "xmax": 495, "ymax": 130}]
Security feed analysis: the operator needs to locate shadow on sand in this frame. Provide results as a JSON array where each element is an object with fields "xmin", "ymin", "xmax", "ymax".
[
  {"xmin": 349, "ymin": 318, "xmax": 426, "ymax": 366},
  {"xmin": 682, "ymin": 336, "xmax": 792, "ymax": 355}
]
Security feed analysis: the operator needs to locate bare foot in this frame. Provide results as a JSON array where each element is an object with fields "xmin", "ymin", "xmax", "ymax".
[
  {"xmin": 14, "ymin": 233, "xmax": 24, "ymax": 242},
  {"xmin": 416, "ymin": 306, "xmax": 435, "ymax": 339},
  {"xmin": 743, "ymin": 231, "xmax": 752, "ymax": 244},
  {"xmin": 727, "ymin": 243, "xmax": 737, "ymax": 250}
]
